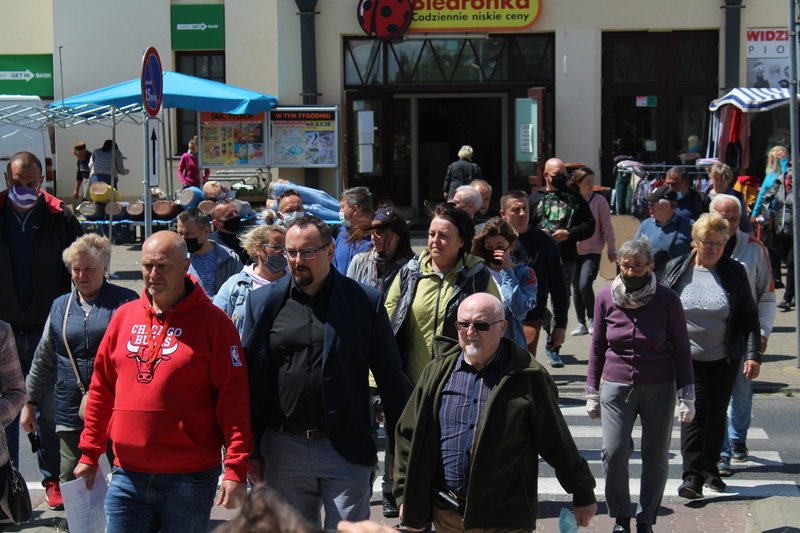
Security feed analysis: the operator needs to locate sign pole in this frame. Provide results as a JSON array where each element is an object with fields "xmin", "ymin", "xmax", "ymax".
[
  {"xmin": 789, "ymin": 0, "xmax": 800, "ymax": 368},
  {"xmin": 143, "ymin": 115, "xmax": 153, "ymax": 240}
]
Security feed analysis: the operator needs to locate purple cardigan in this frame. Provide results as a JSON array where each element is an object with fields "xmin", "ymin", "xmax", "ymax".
[{"xmin": 586, "ymin": 284, "xmax": 693, "ymax": 391}]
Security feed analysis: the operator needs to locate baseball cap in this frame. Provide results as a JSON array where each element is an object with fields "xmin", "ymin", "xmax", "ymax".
[
  {"xmin": 646, "ymin": 185, "xmax": 678, "ymax": 204},
  {"xmin": 73, "ymin": 142, "xmax": 87, "ymax": 152}
]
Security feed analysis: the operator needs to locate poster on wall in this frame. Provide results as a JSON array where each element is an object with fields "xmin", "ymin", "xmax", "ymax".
[
  {"xmin": 745, "ymin": 27, "xmax": 790, "ymax": 88},
  {"xmin": 199, "ymin": 112, "xmax": 266, "ymax": 168},
  {"xmin": 268, "ymin": 107, "xmax": 338, "ymax": 168}
]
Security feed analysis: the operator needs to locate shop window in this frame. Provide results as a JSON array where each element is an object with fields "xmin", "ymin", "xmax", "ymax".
[
  {"xmin": 175, "ymin": 51, "xmax": 225, "ymax": 154},
  {"xmin": 674, "ymin": 38, "xmax": 717, "ymax": 81},
  {"xmin": 608, "ymin": 42, "xmax": 658, "ymax": 82},
  {"xmin": 344, "ymin": 34, "xmax": 554, "ymax": 88}
]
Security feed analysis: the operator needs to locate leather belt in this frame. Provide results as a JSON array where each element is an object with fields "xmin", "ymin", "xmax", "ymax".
[{"xmin": 275, "ymin": 425, "xmax": 328, "ymax": 440}]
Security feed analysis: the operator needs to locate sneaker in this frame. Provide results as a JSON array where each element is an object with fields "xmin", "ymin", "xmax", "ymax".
[
  {"xmin": 778, "ymin": 299, "xmax": 793, "ymax": 311},
  {"xmin": 587, "ymin": 318, "xmax": 594, "ymax": 335},
  {"xmin": 636, "ymin": 524, "xmax": 653, "ymax": 533},
  {"xmin": 570, "ymin": 322, "xmax": 589, "ymax": 336},
  {"xmin": 678, "ymin": 474, "xmax": 703, "ymax": 499},
  {"xmin": 717, "ymin": 456, "xmax": 732, "ymax": 477},
  {"xmin": 612, "ymin": 517, "xmax": 631, "ymax": 532},
  {"xmin": 731, "ymin": 442, "xmax": 749, "ymax": 462},
  {"xmin": 704, "ymin": 475, "xmax": 727, "ymax": 493},
  {"xmin": 45, "ymin": 479, "xmax": 64, "ymax": 510},
  {"xmin": 382, "ymin": 492, "xmax": 399, "ymax": 518},
  {"xmin": 546, "ymin": 349, "xmax": 564, "ymax": 368}
]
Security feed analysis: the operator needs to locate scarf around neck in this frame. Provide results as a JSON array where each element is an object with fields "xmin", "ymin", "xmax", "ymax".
[{"xmin": 610, "ymin": 272, "xmax": 657, "ymax": 309}]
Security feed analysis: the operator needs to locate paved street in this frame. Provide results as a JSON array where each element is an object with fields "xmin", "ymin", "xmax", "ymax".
[{"xmin": 5, "ymin": 238, "xmax": 800, "ymax": 531}]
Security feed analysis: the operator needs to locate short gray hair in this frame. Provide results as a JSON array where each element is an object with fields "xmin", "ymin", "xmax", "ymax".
[
  {"xmin": 709, "ymin": 193, "xmax": 742, "ymax": 217},
  {"xmin": 341, "ymin": 186, "xmax": 373, "ymax": 212},
  {"xmin": 471, "ymin": 179, "xmax": 492, "ymax": 195},
  {"xmin": 454, "ymin": 185, "xmax": 483, "ymax": 210},
  {"xmin": 617, "ymin": 239, "xmax": 654, "ymax": 265},
  {"xmin": 62, "ymin": 233, "xmax": 112, "ymax": 270}
]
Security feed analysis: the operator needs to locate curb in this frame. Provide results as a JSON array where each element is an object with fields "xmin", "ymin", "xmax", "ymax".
[{"xmin": 748, "ymin": 496, "xmax": 800, "ymax": 532}]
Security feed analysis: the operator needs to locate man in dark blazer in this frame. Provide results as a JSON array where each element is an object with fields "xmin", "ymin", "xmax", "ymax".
[{"xmin": 242, "ymin": 215, "xmax": 411, "ymax": 531}]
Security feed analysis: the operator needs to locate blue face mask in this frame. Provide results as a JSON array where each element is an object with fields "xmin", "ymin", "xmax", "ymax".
[{"xmin": 339, "ymin": 210, "xmax": 351, "ymax": 228}]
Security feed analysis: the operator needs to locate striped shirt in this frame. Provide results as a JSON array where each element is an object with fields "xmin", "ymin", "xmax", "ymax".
[{"xmin": 439, "ymin": 346, "xmax": 507, "ymax": 497}]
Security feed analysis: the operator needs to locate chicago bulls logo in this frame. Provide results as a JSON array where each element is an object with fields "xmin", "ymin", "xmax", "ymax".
[{"xmin": 126, "ymin": 331, "xmax": 179, "ymax": 384}]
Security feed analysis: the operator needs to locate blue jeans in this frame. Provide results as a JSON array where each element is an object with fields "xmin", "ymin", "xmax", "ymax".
[
  {"xmin": 270, "ymin": 181, "xmax": 341, "ymax": 222},
  {"xmin": 104, "ymin": 465, "xmax": 220, "ymax": 533},
  {"xmin": 4, "ymin": 329, "xmax": 59, "ymax": 482},
  {"xmin": 721, "ymin": 359, "xmax": 753, "ymax": 457},
  {"xmin": 261, "ymin": 428, "xmax": 371, "ymax": 530}
]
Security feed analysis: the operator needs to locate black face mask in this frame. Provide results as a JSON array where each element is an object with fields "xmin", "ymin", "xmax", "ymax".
[
  {"xmin": 621, "ymin": 273, "xmax": 650, "ymax": 291},
  {"xmin": 184, "ymin": 237, "xmax": 202, "ymax": 254},
  {"xmin": 222, "ymin": 217, "xmax": 241, "ymax": 233},
  {"xmin": 551, "ymin": 174, "xmax": 568, "ymax": 190}
]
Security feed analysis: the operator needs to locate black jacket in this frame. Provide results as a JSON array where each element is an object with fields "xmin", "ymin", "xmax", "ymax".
[
  {"xmin": 242, "ymin": 270, "xmax": 411, "ymax": 466},
  {"xmin": 532, "ymin": 187, "xmax": 595, "ymax": 262},
  {"xmin": 443, "ymin": 158, "xmax": 481, "ymax": 198},
  {"xmin": 0, "ymin": 191, "xmax": 83, "ymax": 331},
  {"xmin": 394, "ymin": 336, "xmax": 596, "ymax": 530},
  {"xmin": 514, "ymin": 226, "xmax": 569, "ymax": 327},
  {"xmin": 660, "ymin": 251, "xmax": 761, "ymax": 363}
]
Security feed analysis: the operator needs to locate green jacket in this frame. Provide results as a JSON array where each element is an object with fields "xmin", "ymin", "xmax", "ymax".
[{"xmin": 394, "ymin": 336, "xmax": 596, "ymax": 530}]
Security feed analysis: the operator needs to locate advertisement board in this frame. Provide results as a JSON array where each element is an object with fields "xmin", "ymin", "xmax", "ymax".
[
  {"xmin": 268, "ymin": 107, "xmax": 339, "ymax": 168},
  {"xmin": 171, "ymin": 5, "xmax": 225, "ymax": 50},
  {"xmin": 407, "ymin": 0, "xmax": 541, "ymax": 33},
  {"xmin": 199, "ymin": 112, "xmax": 266, "ymax": 168},
  {"xmin": 745, "ymin": 27, "xmax": 790, "ymax": 89},
  {"xmin": 0, "ymin": 54, "xmax": 54, "ymax": 98}
]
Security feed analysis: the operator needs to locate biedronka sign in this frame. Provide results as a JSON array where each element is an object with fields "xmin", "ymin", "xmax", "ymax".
[{"xmin": 408, "ymin": 0, "xmax": 541, "ymax": 32}]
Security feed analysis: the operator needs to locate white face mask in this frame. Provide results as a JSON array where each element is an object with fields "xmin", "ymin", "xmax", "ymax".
[{"xmin": 281, "ymin": 210, "xmax": 304, "ymax": 226}]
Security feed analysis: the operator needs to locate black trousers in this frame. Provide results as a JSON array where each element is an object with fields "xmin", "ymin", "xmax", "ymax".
[
  {"xmin": 775, "ymin": 232, "xmax": 795, "ymax": 302},
  {"xmin": 680, "ymin": 357, "xmax": 740, "ymax": 479}
]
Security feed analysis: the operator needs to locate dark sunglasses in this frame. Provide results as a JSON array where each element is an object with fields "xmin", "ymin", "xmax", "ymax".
[{"xmin": 455, "ymin": 320, "xmax": 503, "ymax": 332}]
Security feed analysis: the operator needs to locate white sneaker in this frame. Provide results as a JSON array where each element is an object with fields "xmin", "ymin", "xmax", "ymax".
[
  {"xmin": 588, "ymin": 318, "xmax": 594, "ymax": 335},
  {"xmin": 570, "ymin": 323, "xmax": 589, "ymax": 336}
]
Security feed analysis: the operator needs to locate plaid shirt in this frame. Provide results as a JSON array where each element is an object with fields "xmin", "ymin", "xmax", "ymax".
[{"xmin": 0, "ymin": 321, "xmax": 27, "ymax": 467}]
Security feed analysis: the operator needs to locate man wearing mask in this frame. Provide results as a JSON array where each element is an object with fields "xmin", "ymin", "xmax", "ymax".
[
  {"xmin": 210, "ymin": 200, "xmax": 249, "ymax": 264},
  {"xmin": 333, "ymin": 187, "xmax": 374, "ymax": 275},
  {"xmin": 276, "ymin": 188, "xmax": 306, "ymax": 227},
  {"xmin": 665, "ymin": 167, "xmax": 704, "ymax": 221},
  {"xmin": 177, "ymin": 208, "xmax": 243, "ymax": 297},
  {"xmin": 0, "ymin": 151, "xmax": 83, "ymax": 509},
  {"xmin": 532, "ymin": 158, "xmax": 595, "ymax": 367}
]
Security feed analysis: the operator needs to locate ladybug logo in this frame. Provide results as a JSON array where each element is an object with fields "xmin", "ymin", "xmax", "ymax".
[{"xmin": 357, "ymin": 0, "xmax": 413, "ymax": 40}]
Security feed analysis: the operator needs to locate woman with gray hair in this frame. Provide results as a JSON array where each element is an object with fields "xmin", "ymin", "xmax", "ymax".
[
  {"xmin": 21, "ymin": 234, "xmax": 137, "ymax": 491},
  {"xmin": 586, "ymin": 238, "xmax": 694, "ymax": 533},
  {"xmin": 214, "ymin": 224, "xmax": 288, "ymax": 336},
  {"xmin": 702, "ymin": 162, "xmax": 753, "ymax": 233}
]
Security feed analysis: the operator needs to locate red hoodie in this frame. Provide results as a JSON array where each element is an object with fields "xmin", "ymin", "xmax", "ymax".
[{"xmin": 79, "ymin": 277, "xmax": 252, "ymax": 482}]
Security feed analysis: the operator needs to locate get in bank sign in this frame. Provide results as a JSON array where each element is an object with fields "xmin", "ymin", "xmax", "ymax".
[{"xmin": 408, "ymin": 0, "xmax": 540, "ymax": 32}]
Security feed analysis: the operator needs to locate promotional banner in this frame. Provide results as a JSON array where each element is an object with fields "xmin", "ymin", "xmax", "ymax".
[
  {"xmin": 407, "ymin": 0, "xmax": 540, "ymax": 32},
  {"xmin": 745, "ymin": 27, "xmax": 790, "ymax": 89},
  {"xmin": 0, "ymin": 54, "xmax": 54, "ymax": 98},
  {"xmin": 199, "ymin": 112, "xmax": 265, "ymax": 168},
  {"xmin": 171, "ymin": 5, "xmax": 225, "ymax": 50},
  {"xmin": 268, "ymin": 107, "xmax": 339, "ymax": 168}
]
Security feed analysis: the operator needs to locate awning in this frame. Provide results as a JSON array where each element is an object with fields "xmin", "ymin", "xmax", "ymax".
[{"xmin": 708, "ymin": 87, "xmax": 794, "ymax": 113}]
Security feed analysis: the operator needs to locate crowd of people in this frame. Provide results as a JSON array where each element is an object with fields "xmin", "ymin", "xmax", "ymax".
[{"xmin": 0, "ymin": 146, "xmax": 788, "ymax": 532}]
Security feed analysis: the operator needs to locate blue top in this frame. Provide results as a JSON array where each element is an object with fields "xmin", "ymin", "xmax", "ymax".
[
  {"xmin": 489, "ymin": 263, "xmax": 537, "ymax": 350},
  {"xmin": 333, "ymin": 227, "xmax": 373, "ymax": 276},
  {"xmin": 189, "ymin": 247, "xmax": 219, "ymax": 296},
  {"xmin": 634, "ymin": 213, "xmax": 693, "ymax": 259},
  {"xmin": 439, "ymin": 348, "xmax": 507, "ymax": 497}
]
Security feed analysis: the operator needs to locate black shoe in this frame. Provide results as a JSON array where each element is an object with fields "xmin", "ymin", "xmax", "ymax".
[
  {"xmin": 678, "ymin": 475, "xmax": 703, "ymax": 499},
  {"xmin": 382, "ymin": 493, "xmax": 399, "ymax": 518},
  {"xmin": 613, "ymin": 517, "xmax": 631, "ymax": 533},
  {"xmin": 718, "ymin": 456, "xmax": 732, "ymax": 477},
  {"xmin": 774, "ymin": 280, "xmax": 785, "ymax": 289},
  {"xmin": 636, "ymin": 524, "xmax": 653, "ymax": 533},
  {"xmin": 705, "ymin": 475, "xmax": 727, "ymax": 493},
  {"xmin": 778, "ymin": 299, "xmax": 792, "ymax": 311},
  {"xmin": 731, "ymin": 442, "xmax": 749, "ymax": 462}
]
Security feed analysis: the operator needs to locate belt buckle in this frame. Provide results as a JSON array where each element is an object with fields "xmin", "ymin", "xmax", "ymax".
[{"xmin": 305, "ymin": 429, "xmax": 315, "ymax": 439}]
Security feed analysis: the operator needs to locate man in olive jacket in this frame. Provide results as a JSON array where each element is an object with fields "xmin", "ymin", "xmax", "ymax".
[{"xmin": 394, "ymin": 293, "xmax": 596, "ymax": 531}]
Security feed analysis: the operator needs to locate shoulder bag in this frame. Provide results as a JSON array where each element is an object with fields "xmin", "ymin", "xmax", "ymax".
[
  {"xmin": 0, "ymin": 461, "xmax": 32, "ymax": 524},
  {"xmin": 62, "ymin": 291, "xmax": 90, "ymax": 420}
]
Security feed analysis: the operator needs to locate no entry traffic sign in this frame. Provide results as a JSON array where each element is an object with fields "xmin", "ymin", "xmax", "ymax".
[{"xmin": 141, "ymin": 47, "xmax": 163, "ymax": 117}]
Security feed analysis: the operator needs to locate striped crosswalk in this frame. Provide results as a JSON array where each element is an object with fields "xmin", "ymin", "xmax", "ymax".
[{"xmin": 373, "ymin": 402, "xmax": 800, "ymax": 501}]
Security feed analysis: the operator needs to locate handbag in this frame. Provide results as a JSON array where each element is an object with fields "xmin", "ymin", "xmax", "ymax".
[
  {"xmin": 62, "ymin": 291, "xmax": 90, "ymax": 420},
  {"xmin": 0, "ymin": 462, "xmax": 32, "ymax": 524}
]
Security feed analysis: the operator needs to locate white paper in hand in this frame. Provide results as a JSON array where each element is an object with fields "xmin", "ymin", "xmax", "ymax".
[{"xmin": 60, "ymin": 467, "xmax": 108, "ymax": 533}]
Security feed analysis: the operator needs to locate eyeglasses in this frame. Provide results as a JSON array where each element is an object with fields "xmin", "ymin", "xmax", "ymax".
[
  {"xmin": 699, "ymin": 239, "xmax": 726, "ymax": 248},
  {"xmin": 455, "ymin": 320, "xmax": 503, "ymax": 332},
  {"xmin": 618, "ymin": 262, "xmax": 650, "ymax": 273},
  {"xmin": 263, "ymin": 243, "xmax": 285, "ymax": 253},
  {"xmin": 284, "ymin": 242, "xmax": 330, "ymax": 260}
]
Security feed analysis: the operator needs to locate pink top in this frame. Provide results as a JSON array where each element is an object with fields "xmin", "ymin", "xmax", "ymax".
[
  {"xmin": 178, "ymin": 151, "xmax": 209, "ymax": 188},
  {"xmin": 577, "ymin": 192, "xmax": 616, "ymax": 255}
]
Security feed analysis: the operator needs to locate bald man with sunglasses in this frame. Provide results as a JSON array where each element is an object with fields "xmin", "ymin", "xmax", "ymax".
[{"xmin": 394, "ymin": 293, "xmax": 596, "ymax": 532}]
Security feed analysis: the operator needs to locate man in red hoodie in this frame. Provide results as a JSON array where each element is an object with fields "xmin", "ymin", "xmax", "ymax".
[{"xmin": 74, "ymin": 231, "xmax": 252, "ymax": 532}]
